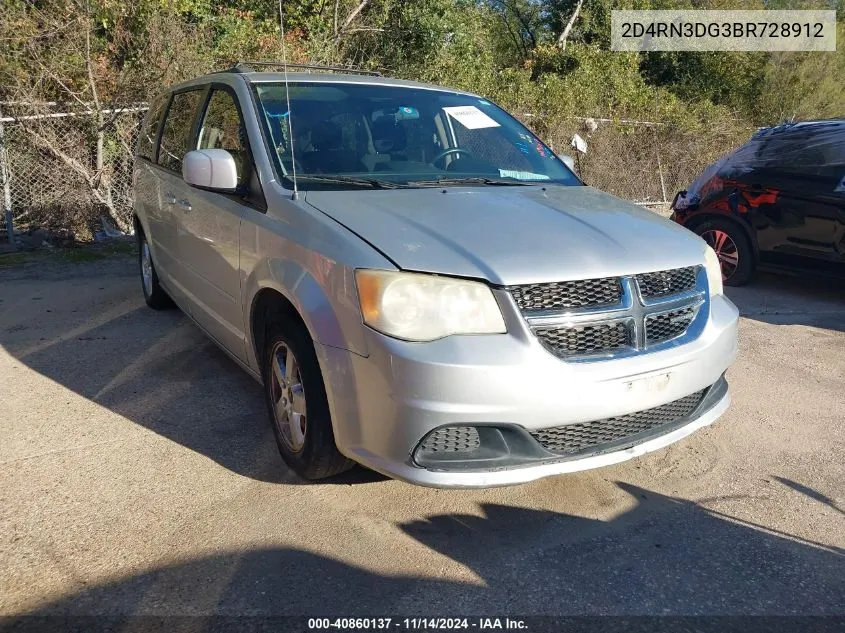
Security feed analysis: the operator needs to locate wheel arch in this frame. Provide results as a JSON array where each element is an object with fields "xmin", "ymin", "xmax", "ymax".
[
  {"xmin": 244, "ymin": 258, "xmax": 368, "ymax": 376},
  {"xmin": 249, "ymin": 287, "xmax": 310, "ymax": 378},
  {"xmin": 684, "ymin": 211, "xmax": 759, "ymax": 259}
]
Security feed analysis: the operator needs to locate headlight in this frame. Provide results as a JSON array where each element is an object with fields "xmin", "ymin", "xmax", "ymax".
[
  {"xmin": 703, "ymin": 245, "xmax": 724, "ymax": 297},
  {"xmin": 355, "ymin": 270, "xmax": 506, "ymax": 341}
]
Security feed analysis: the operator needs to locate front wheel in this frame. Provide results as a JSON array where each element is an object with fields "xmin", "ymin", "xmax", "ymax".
[
  {"xmin": 695, "ymin": 218, "xmax": 755, "ymax": 286},
  {"xmin": 263, "ymin": 319, "xmax": 354, "ymax": 480}
]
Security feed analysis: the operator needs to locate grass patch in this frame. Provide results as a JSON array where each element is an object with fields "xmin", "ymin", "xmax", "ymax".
[
  {"xmin": 0, "ymin": 251, "xmax": 41, "ymax": 267},
  {"xmin": 61, "ymin": 249, "xmax": 108, "ymax": 263},
  {"xmin": 60, "ymin": 240, "xmax": 137, "ymax": 262},
  {"xmin": 0, "ymin": 239, "xmax": 136, "ymax": 269}
]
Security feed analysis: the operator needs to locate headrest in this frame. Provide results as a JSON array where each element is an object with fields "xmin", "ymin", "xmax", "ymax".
[
  {"xmin": 371, "ymin": 118, "xmax": 407, "ymax": 153},
  {"xmin": 310, "ymin": 120, "xmax": 343, "ymax": 151}
]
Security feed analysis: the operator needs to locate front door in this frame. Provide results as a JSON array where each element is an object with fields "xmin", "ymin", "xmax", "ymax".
[{"xmin": 177, "ymin": 86, "xmax": 264, "ymax": 362}]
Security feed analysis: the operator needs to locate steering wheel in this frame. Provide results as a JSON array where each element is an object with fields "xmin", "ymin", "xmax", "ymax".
[{"xmin": 432, "ymin": 147, "xmax": 474, "ymax": 166}]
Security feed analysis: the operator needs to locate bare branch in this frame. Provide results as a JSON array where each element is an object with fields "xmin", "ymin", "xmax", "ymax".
[
  {"xmin": 557, "ymin": 0, "xmax": 585, "ymax": 50},
  {"xmin": 17, "ymin": 121, "xmax": 94, "ymax": 185},
  {"xmin": 494, "ymin": 6, "xmax": 529, "ymax": 60},
  {"xmin": 343, "ymin": 27, "xmax": 384, "ymax": 34},
  {"xmin": 334, "ymin": 0, "xmax": 340, "ymax": 38},
  {"xmin": 339, "ymin": 0, "xmax": 369, "ymax": 34}
]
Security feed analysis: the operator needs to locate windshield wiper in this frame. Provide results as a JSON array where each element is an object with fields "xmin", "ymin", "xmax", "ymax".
[
  {"xmin": 291, "ymin": 175, "xmax": 404, "ymax": 189},
  {"xmin": 407, "ymin": 177, "xmax": 535, "ymax": 187}
]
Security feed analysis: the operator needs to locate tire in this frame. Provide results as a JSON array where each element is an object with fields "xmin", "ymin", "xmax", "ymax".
[
  {"xmin": 262, "ymin": 317, "xmax": 354, "ymax": 480},
  {"xmin": 695, "ymin": 218, "xmax": 755, "ymax": 286},
  {"xmin": 139, "ymin": 234, "xmax": 174, "ymax": 310}
]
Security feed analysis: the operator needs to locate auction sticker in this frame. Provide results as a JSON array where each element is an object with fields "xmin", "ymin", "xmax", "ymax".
[{"xmin": 443, "ymin": 106, "xmax": 500, "ymax": 130}]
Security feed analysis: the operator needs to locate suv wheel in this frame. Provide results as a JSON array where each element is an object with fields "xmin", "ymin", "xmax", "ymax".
[
  {"xmin": 263, "ymin": 318, "xmax": 354, "ymax": 480},
  {"xmin": 139, "ymin": 235, "xmax": 174, "ymax": 309},
  {"xmin": 696, "ymin": 218, "xmax": 754, "ymax": 286}
]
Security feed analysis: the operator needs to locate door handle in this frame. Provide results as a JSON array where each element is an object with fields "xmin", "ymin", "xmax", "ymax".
[{"xmin": 177, "ymin": 199, "xmax": 192, "ymax": 212}]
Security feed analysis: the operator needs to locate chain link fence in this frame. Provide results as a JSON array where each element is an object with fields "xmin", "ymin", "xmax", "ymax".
[
  {"xmin": 1, "ymin": 104, "xmax": 745, "ymax": 244},
  {"xmin": 0, "ymin": 104, "xmax": 146, "ymax": 243},
  {"xmin": 534, "ymin": 115, "xmax": 749, "ymax": 213}
]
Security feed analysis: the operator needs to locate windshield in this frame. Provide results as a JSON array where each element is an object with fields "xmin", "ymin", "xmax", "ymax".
[{"xmin": 252, "ymin": 82, "xmax": 581, "ymax": 189}]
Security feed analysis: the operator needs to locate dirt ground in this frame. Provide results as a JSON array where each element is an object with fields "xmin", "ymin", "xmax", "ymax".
[{"xmin": 0, "ymin": 251, "xmax": 843, "ymax": 617}]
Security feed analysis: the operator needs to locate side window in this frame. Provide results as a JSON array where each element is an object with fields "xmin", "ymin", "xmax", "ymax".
[
  {"xmin": 157, "ymin": 89, "xmax": 203, "ymax": 173},
  {"xmin": 137, "ymin": 96, "xmax": 166, "ymax": 161},
  {"xmin": 197, "ymin": 89, "xmax": 249, "ymax": 185}
]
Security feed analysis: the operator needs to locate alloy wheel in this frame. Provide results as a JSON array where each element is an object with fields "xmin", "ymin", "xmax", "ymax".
[
  {"xmin": 141, "ymin": 241, "xmax": 153, "ymax": 297},
  {"xmin": 701, "ymin": 229, "xmax": 739, "ymax": 281},
  {"xmin": 269, "ymin": 341, "xmax": 308, "ymax": 453}
]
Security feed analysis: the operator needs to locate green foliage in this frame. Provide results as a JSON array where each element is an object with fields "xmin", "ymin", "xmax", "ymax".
[{"xmin": 1, "ymin": 0, "xmax": 842, "ymax": 137}]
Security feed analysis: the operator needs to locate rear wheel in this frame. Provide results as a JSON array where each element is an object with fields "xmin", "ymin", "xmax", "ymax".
[
  {"xmin": 696, "ymin": 218, "xmax": 755, "ymax": 286},
  {"xmin": 139, "ymin": 235, "xmax": 174, "ymax": 309},
  {"xmin": 263, "ymin": 318, "xmax": 354, "ymax": 480}
]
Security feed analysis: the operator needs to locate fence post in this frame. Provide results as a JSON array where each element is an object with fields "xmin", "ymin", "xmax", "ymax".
[
  {"xmin": 652, "ymin": 127, "xmax": 668, "ymax": 206},
  {"xmin": 0, "ymin": 107, "xmax": 15, "ymax": 249},
  {"xmin": 656, "ymin": 149, "xmax": 667, "ymax": 205}
]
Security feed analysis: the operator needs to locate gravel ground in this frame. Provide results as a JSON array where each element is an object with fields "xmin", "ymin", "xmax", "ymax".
[{"xmin": 0, "ymin": 252, "xmax": 843, "ymax": 617}]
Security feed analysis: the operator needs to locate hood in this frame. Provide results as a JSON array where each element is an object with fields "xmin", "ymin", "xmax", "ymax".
[{"xmin": 306, "ymin": 185, "xmax": 706, "ymax": 285}]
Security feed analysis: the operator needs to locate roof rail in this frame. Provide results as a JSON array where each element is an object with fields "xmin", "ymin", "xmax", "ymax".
[{"xmin": 228, "ymin": 61, "xmax": 381, "ymax": 77}]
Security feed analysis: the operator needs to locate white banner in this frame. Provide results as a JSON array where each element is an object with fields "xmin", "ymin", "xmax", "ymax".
[{"xmin": 611, "ymin": 10, "xmax": 837, "ymax": 52}]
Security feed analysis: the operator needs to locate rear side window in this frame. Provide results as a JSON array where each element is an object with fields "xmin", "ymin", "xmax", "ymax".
[
  {"xmin": 197, "ymin": 89, "xmax": 249, "ymax": 185},
  {"xmin": 157, "ymin": 89, "xmax": 203, "ymax": 173},
  {"xmin": 137, "ymin": 97, "xmax": 166, "ymax": 161}
]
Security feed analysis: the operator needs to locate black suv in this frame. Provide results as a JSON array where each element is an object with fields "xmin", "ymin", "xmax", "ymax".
[{"xmin": 671, "ymin": 120, "xmax": 845, "ymax": 285}]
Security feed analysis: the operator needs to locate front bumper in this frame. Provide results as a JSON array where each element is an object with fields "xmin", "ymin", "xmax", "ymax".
[{"xmin": 316, "ymin": 294, "xmax": 739, "ymax": 488}]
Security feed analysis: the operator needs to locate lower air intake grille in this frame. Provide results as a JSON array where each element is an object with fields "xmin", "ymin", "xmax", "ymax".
[
  {"xmin": 530, "ymin": 389, "xmax": 706, "ymax": 455},
  {"xmin": 419, "ymin": 426, "xmax": 480, "ymax": 453},
  {"xmin": 645, "ymin": 306, "xmax": 698, "ymax": 344},
  {"xmin": 535, "ymin": 321, "xmax": 631, "ymax": 358}
]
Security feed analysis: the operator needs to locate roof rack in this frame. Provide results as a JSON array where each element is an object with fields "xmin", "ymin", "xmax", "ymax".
[{"xmin": 228, "ymin": 61, "xmax": 381, "ymax": 77}]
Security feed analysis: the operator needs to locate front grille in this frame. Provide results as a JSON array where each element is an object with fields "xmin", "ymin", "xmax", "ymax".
[
  {"xmin": 514, "ymin": 266, "xmax": 702, "ymax": 360},
  {"xmin": 419, "ymin": 426, "xmax": 480, "ymax": 453},
  {"xmin": 636, "ymin": 267, "xmax": 697, "ymax": 299},
  {"xmin": 645, "ymin": 307, "xmax": 698, "ymax": 344},
  {"xmin": 530, "ymin": 389, "xmax": 706, "ymax": 455},
  {"xmin": 509, "ymin": 277, "xmax": 621, "ymax": 313},
  {"xmin": 535, "ymin": 321, "xmax": 631, "ymax": 358}
]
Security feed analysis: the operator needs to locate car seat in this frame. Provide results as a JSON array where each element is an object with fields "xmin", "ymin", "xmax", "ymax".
[{"xmin": 301, "ymin": 120, "xmax": 366, "ymax": 174}]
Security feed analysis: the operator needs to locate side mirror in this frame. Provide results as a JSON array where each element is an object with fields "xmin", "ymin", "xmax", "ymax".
[
  {"xmin": 561, "ymin": 155, "xmax": 576, "ymax": 170},
  {"xmin": 183, "ymin": 149, "xmax": 238, "ymax": 192}
]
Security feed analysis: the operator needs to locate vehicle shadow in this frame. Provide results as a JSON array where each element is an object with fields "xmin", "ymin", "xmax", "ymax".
[
  {"xmin": 6, "ymin": 482, "xmax": 844, "ymax": 621},
  {"xmin": 0, "ymin": 259, "xmax": 384, "ymax": 486},
  {"xmin": 725, "ymin": 270, "xmax": 845, "ymax": 332}
]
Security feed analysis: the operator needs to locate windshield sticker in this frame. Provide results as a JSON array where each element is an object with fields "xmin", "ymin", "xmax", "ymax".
[
  {"xmin": 443, "ymin": 106, "xmax": 500, "ymax": 130},
  {"xmin": 499, "ymin": 169, "xmax": 550, "ymax": 181}
]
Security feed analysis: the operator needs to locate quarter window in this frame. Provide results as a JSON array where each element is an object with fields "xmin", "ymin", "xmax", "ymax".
[
  {"xmin": 137, "ymin": 97, "xmax": 166, "ymax": 161},
  {"xmin": 157, "ymin": 89, "xmax": 203, "ymax": 173}
]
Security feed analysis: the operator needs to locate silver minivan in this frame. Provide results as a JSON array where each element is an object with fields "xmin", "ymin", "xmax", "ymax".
[{"xmin": 133, "ymin": 63, "xmax": 739, "ymax": 488}]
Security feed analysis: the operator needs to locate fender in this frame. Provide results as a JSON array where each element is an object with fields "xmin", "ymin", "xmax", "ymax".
[{"xmin": 242, "ymin": 256, "xmax": 369, "ymax": 374}]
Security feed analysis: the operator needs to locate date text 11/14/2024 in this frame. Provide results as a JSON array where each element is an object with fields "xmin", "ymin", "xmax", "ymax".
[{"xmin": 307, "ymin": 618, "xmax": 528, "ymax": 630}]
